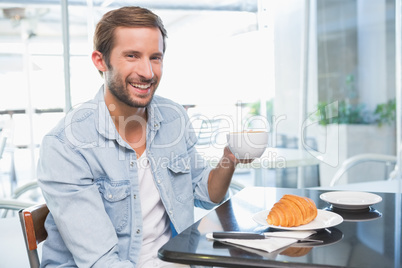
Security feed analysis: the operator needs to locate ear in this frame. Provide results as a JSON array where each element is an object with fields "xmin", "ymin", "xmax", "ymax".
[{"xmin": 92, "ymin": 51, "xmax": 107, "ymax": 73}]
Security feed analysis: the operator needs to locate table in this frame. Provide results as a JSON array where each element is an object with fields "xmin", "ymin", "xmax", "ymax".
[
  {"xmin": 158, "ymin": 187, "xmax": 402, "ymax": 268},
  {"xmin": 311, "ymin": 179, "xmax": 402, "ymax": 193},
  {"xmin": 197, "ymin": 147, "xmax": 319, "ymax": 169},
  {"xmin": 197, "ymin": 147, "xmax": 320, "ymax": 188}
]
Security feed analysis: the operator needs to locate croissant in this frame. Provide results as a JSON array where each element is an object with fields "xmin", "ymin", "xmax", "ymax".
[{"xmin": 266, "ymin": 194, "xmax": 317, "ymax": 227}]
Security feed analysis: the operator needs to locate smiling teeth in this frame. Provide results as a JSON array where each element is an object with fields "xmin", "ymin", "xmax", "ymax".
[{"xmin": 130, "ymin": 83, "xmax": 150, "ymax": 89}]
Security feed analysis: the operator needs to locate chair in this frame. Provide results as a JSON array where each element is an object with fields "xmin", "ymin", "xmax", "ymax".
[
  {"xmin": 195, "ymin": 117, "xmax": 222, "ymax": 146},
  {"xmin": 228, "ymin": 180, "xmax": 245, "ymax": 196},
  {"xmin": 0, "ymin": 199, "xmax": 36, "ymax": 211},
  {"xmin": 1, "ymin": 180, "xmax": 40, "ymax": 218},
  {"xmin": 0, "ymin": 133, "xmax": 8, "ymax": 196},
  {"xmin": 329, "ymin": 153, "xmax": 397, "ymax": 186},
  {"xmin": 0, "ymin": 133, "xmax": 6, "ymax": 159},
  {"xmin": 19, "ymin": 203, "xmax": 49, "ymax": 268}
]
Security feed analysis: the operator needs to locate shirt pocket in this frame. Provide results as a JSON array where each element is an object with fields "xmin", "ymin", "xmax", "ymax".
[
  {"xmin": 167, "ymin": 154, "xmax": 193, "ymax": 204},
  {"xmin": 97, "ymin": 179, "xmax": 131, "ymax": 233}
]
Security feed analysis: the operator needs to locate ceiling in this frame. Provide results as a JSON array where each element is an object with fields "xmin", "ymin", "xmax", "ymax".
[
  {"xmin": 0, "ymin": 0, "xmax": 258, "ymax": 11},
  {"xmin": 0, "ymin": 0, "xmax": 258, "ymax": 40}
]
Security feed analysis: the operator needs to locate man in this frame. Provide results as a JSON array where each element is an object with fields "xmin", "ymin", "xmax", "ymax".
[{"xmin": 38, "ymin": 6, "xmax": 246, "ymax": 267}]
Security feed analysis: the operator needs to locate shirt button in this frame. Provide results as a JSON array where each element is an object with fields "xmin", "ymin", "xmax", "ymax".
[
  {"xmin": 108, "ymin": 194, "xmax": 113, "ymax": 199},
  {"xmin": 154, "ymin": 123, "xmax": 158, "ymax": 128},
  {"xmin": 133, "ymin": 194, "xmax": 137, "ymax": 199},
  {"xmin": 136, "ymin": 229, "xmax": 141, "ymax": 234},
  {"xmin": 130, "ymin": 161, "xmax": 134, "ymax": 167},
  {"xmin": 157, "ymin": 180, "xmax": 161, "ymax": 184},
  {"xmin": 169, "ymin": 210, "xmax": 173, "ymax": 215}
]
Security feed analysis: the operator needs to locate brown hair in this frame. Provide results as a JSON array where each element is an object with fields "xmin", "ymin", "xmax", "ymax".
[{"xmin": 93, "ymin": 6, "xmax": 168, "ymax": 75}]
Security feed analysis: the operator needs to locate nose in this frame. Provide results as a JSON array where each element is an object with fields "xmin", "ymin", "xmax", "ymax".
[{"xmin": 137, "ymin": 58, "xmax": 154, "ymax": 80}]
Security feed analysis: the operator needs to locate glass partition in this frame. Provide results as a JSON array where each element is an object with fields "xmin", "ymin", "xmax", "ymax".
[
  {"xmin": 0, "ymin": 0, "xmax": 399, "ymax": 264},
  {"xmin": 275, "ymin": 0, "xmax": 399, "ymax": 188},
  {"xmin": 395, "ymin": 0, "xmax": 402, "ymax": 263},
  {"xmin": 0, "ymin": 1, "xmax": 268, "ymax": 192},
  {"xmin": 0, "ymin": 0, "xmax": 400, "ymax": 193},
  {"xmin": 0, "ymin": 4, "xmax": 66, "ymax": 189}
]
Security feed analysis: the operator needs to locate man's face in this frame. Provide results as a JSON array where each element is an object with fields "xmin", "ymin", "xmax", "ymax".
[{"xmin": 105, "ymin": 27, "xmax": 164, "ymax": 108}]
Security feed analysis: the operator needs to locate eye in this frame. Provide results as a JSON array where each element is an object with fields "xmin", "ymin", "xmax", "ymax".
[
  {"xmin": 151, "ymin": 55, "xmax": 163, "ymax": 61},
  {"xmin": 125, "ymin": 52, "xmax": 140, "ymax": 59}
]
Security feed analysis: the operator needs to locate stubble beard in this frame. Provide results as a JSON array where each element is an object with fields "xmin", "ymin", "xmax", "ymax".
[{"xmin": 106, "ymin": 70, "xmax": 156, "ymax": 108}]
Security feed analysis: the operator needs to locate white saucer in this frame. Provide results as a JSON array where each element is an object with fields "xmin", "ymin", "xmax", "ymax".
[
  {"xmin": 252, "ymin": 209, "xmax": 343, "ymax": 231},
  {"xmin": 320, "ymin": 191, "xmax": 382, "ymax": 210}
]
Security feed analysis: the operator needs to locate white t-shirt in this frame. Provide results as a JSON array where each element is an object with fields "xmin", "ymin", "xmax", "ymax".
[{"xmin": 136, "ymin": 152, "xmax": 189, "ymax": 268}]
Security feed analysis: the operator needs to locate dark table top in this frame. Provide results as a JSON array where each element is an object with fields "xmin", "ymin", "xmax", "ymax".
[{"xmin": 158, "ymin": 187, "xmax": 402, "ymax": 268}]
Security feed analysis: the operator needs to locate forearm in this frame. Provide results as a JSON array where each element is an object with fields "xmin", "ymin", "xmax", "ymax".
[{"xmin": 207, "ymin": 147, "xmax": 237, "ymax": 203}]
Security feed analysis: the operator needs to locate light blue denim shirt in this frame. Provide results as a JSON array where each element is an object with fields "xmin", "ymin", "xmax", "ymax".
[{"xmin": 37, "ymin": 86, "xmax": 220, "ymax": 267}]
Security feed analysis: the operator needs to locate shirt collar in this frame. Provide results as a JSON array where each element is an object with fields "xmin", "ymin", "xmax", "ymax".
[
  {"xmin": 95, "ymin": 85, "xmax": 119, "ymax": 141},
  {"xmin": 147, "ymin": 96, "xmax": 164, "ymax": 132}
]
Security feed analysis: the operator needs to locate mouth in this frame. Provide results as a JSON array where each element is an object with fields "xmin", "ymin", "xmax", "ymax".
[{"xmin": 129, "ymin": 82, "xmax": 152, "ymax": 90}]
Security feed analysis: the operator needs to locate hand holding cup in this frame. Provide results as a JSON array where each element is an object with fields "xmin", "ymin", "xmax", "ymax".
[{"xmin": 226, "ymin": 130, "xmax": 268, "ymax": 160}]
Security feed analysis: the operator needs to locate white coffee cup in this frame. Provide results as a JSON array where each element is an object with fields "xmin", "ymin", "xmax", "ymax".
[{"xmin": 226, "ymin": 131, "xmax": 268, "ymax": 159}]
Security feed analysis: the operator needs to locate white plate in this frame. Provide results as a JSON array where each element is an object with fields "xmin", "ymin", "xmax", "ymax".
[
  {"xmin": 320, "ymin": 191, "xmax": 382, "ymax": 210},
  {"xmin": 252, "ymin": 209, "xmax": 343, "ymax": 231}
]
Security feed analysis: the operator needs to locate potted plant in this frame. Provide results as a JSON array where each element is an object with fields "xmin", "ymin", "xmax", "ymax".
[
  {"xmin": 313, "ymin": 99, "xmax": 396, "ymax": 186},
  {"xmin": 316, "ymin": 99, "xmax": 395, "ymax": 127}
]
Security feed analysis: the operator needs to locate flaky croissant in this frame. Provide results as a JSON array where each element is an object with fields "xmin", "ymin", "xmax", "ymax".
[{"xmin": 266, "ymin": 194, "xmax": 317, "ymax": 227}]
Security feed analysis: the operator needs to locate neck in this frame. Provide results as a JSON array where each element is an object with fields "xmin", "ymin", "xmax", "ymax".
[
  {"xmin": 104, "ymin": 88, "xmax": 148, "ymax": 149},
  {"xmin": 105, "ymin": 87, "xmax": 147, "ymax": 122}
]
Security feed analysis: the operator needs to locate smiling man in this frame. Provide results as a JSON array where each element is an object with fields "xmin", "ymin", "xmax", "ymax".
[
  {"xmin": 37, "ymin": 6, "xmax": 246, "ymax": 268},
  {"xmin": 93, "ymin": 25, "xmax": 164, "ymax": 158}
]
